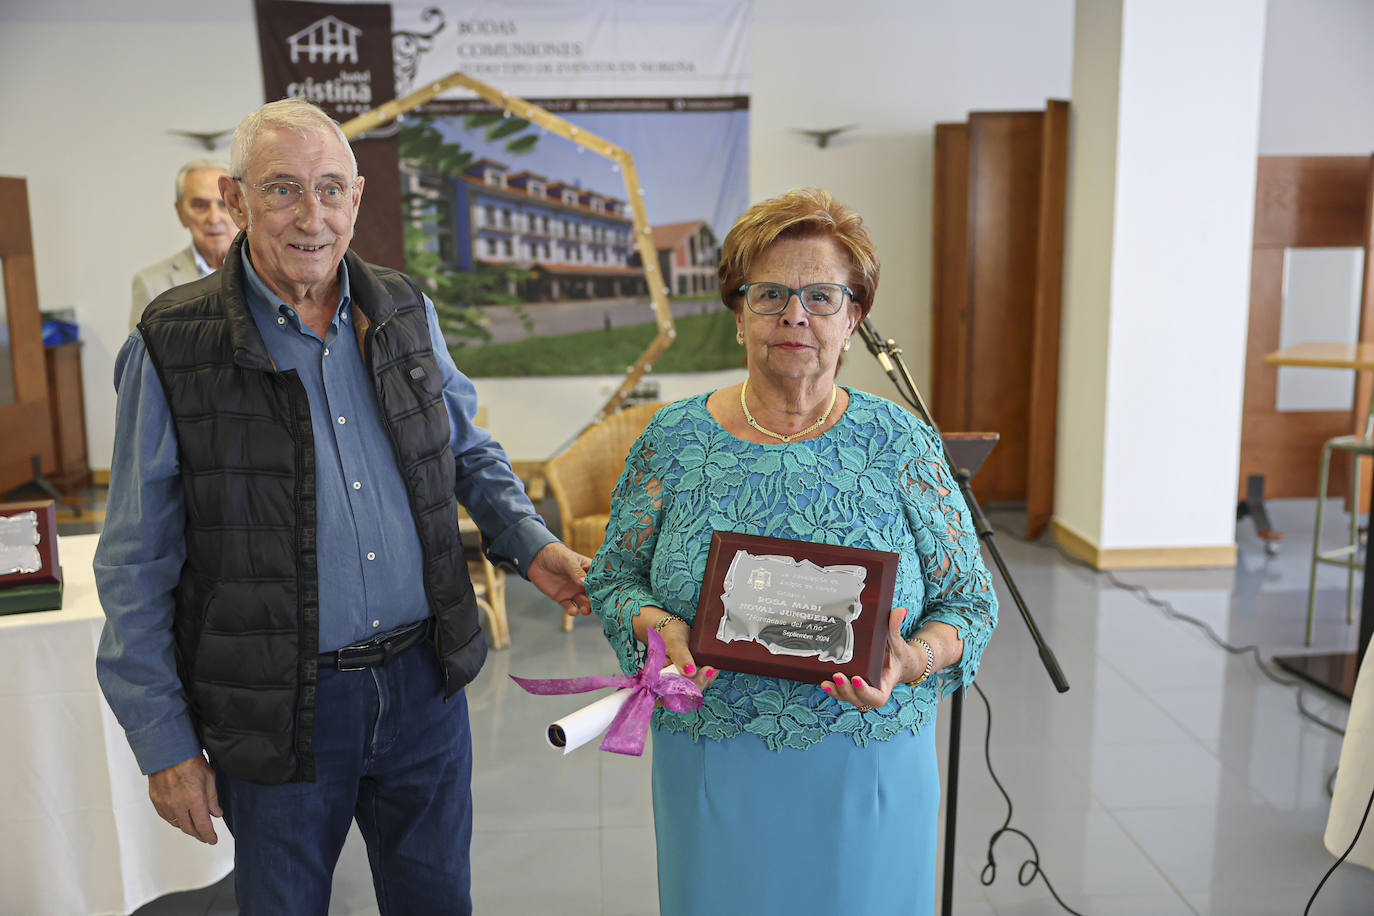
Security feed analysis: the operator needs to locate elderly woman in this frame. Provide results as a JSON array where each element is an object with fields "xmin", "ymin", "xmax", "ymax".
[{"xmin": 586, "ymin": 188, "xmax": 997, "ymax": 915}]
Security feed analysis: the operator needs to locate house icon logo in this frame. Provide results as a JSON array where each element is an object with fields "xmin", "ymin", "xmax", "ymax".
[{"xmin": 288, "ymin": 15, "xmax": 362, "ymax": 65}]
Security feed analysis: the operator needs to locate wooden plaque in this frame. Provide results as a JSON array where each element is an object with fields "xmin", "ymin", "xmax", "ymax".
[
  {"xmin": 0, "ymin": 500, "xmax": 60, "ymax": 587},
  {"xmin": 689, "ymin": 531, "xmax": 899, "ymax": 685}
]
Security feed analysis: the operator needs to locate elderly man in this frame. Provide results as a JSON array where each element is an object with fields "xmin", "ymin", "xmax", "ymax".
[
  {"xmin": 95, "ymin": 99, "xmax": 592, "ymax": 914},
  {"xmin": 129, "ymin": 159, "xmax": 238, "ymax": 329}
]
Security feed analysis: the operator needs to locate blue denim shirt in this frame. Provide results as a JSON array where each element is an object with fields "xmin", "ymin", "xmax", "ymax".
[{"xmin": 95, "ymin": 248, "xmax": 555, "ymax": 774}]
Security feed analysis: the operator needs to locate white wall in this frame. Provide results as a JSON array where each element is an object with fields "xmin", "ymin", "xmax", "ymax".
[
  {"xmin": 1258, "ymin": 0, "xmax": 1374, "ymax": 155},
  {"xmin": 1098, "ymin": 0, "xmax": 1266, "ymax": 549},
  {"xmin": 1057, "ymin": 0, "xmax": 1267, "ymax": 553},
  {"xmin": 1253, "ymin": 0, "xmax": 1374, "ymax": 420},
  {"xmin": 749, "ymin": 0, "xmax": 1075, "ymax": 412},
  {"xmin": 1055, "ymin": 0, "xmax": 1122, "ymax": 546},
  {"xmin": 0, "ymin": 0, "xmax": 264, "ymax": 470},
  {"xmin": 0, "ymin": 0, "xmax": 1075, "ymax": 467}
]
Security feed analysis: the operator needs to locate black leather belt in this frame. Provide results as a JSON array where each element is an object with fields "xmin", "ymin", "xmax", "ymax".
[{"xmin": 320, "ymin": 618, "xmax": 433, "ymax": 671}]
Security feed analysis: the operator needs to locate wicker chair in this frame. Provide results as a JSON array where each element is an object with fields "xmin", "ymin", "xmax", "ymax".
[
  {"xmin": 457, "ymin": 511, "xmax": 510, "ymax": 650},
  {"xmin": 544, "ymin": 401, "xmax": 666, "ymax": 631},
  {"xmin": 469, "ymin": 552, "xmax": 509, "ymax": 649}
]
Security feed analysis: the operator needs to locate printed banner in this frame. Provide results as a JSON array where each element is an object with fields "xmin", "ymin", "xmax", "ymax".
[
  {"xmin": 255, "ymin": 0, "xmax": 751, "ymax": 377},
  {"xmin": 255, "ymin": 0, "xmax": 396, "ymax": 123},
  {"xmin": 255, "ymin": 0, "xmax": 406, "ymax": 267}
]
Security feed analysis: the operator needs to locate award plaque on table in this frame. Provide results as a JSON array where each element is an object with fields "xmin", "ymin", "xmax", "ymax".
[
  {"xmin": 0, "ymin": 500, "xmax": 63, "ymax": 615},
  {"xmin": 688, "ymin": 531, "xmax": 899, "ymax": 685}
]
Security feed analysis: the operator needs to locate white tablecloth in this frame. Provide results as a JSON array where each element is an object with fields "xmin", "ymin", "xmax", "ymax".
[{"xmin": 0, "ymin": 534, "xmax": 234, "ymax": 915}]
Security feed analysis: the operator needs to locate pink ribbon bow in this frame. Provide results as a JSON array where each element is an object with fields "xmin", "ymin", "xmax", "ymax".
[{"xmin": 510, "ymin": 628, "xmax": 703, "ymax": 756}]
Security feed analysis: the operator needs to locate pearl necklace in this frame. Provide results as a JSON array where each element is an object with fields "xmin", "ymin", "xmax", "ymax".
[{"xmin": 740, "ymin": 378, "xmax": 838, "ymax": 443}]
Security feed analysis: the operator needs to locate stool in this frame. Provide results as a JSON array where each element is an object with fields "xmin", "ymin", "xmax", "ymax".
[{"xmin": 1306, "ymin": 432, "xmax": 1374, "ymax": 645}]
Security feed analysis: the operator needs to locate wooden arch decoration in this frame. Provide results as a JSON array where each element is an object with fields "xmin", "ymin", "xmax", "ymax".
[{"xmin": 339, "ymin": 71, "xmax": 676, "ymax": 424}]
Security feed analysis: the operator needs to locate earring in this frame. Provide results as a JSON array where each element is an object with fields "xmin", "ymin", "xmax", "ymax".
[
  {"xmin": 843, "ymin": 338, "xmax": 851, "ymax": 351},
  {"xmin": 736, "ymin": 331, "xmax": 745, "ymax": 345}
]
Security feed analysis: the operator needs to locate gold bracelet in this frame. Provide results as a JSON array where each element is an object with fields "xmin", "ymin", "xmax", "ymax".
[
  {"xmin": 652, "ymin": 613, "xmax": 686, "ymax": 633},
  {"xmin": 905, "ymin": 637, "xmax": 935, "ymax": 686}
]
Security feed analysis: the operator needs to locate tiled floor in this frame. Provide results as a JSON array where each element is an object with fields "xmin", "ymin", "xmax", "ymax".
[{"xmin": 122, "ymin": 497, "xmax": 1374, "ymax": 915}]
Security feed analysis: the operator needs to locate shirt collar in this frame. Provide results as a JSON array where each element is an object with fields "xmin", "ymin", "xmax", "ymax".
[
  {"xmin": 190, "ymin": 245, "xmax": 215, "ymax": 277},
  {"xmin": 238, "ymin": 243, "xmax": 353, "ymax": 328}
]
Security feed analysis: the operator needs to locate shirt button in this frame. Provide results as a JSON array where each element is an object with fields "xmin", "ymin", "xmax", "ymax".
[
  {"xmin": 372, "ymin": 620, "xmax": 380, "ymax": 628},
  {"xmin": 277, "ymin": 316, "xmax": 286, "ymax": 325},
  {"xmin": 352, "ymin": 481, "xmax": 362, "ymax": 490},
  {"xmin": 324, "ymin": 347, "xmax": 330, "ymax": 356},
  {"xmin": 337, "ymin": 416, "xmax": 346, "ymax": 425},
  {"xmin": 366, "ymin": 551, "xmax": 376, "ymax": 561}
]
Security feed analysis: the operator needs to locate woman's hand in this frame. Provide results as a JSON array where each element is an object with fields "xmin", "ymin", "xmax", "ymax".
[
  {"xmin": 822, "ymin": 606, "xmax": 924, "ymax": 711},
  {"xmin": 637, "ymin": 607, "xmax": 719, "ymax": 695}
]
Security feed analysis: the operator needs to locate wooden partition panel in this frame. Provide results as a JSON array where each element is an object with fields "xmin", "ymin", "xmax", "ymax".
[
  {"xmin": 1354, "ymin": 155, "xmax": 1374, "ymax": 496},
  {"xmin": 0, "ymin": 177, "xmax": 55, "ymax": 493},
  {"xmin": 963, "ymin": 111, "xmax": 1042, "ymax": 502},
  {"xmin": 1238, "ymin": 156, "xmax": 1373, "ymax": 500},
  {"xmin": 931, "ymin": 123, "xmax": 970, "ymax": 431},
  {"xmin": 1025, "ymin": 99, "xmax": 1070, "ymax": 538},
  {"xmin": 930, "ymin": 101, "xmax": 1068, "ymax": 533}
]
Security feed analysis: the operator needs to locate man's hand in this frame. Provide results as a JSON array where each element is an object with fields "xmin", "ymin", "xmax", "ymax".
[
  {"xmin": 528, "ymin": 541, "xmax": 593, "ymax": 617},
  {"xmin": 148, "ymin": 753, "xmax": 221, "ymax": 844}
]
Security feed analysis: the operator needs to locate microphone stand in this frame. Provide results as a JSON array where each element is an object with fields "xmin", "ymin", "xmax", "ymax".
[{"xmin": 857, "ymin": 319, "xmax": 1070, "ymax": 916}]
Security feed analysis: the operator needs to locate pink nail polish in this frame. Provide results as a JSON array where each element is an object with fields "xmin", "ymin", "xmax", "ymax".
[
  {"xmin": 704, "ymin": 668, "xmax": 716, "ymax": 678},
  {"xmin": 821, "ymin": 682, "xmax": 834, "ymax": 692},
  {"xmin": 852, "ymin": 677, "xmax": 866, "ymax": 689},
  {"xmin": 833, "ymin": 674, "xmax": 847, "ymax": 686},
  {"xmin": 683, "ymin": 664, "xmax": 696, "ymax": 675}
]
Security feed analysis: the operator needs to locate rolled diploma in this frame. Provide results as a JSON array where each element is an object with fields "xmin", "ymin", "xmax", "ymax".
[{"xmin": 546, "ymin": 665, "xmax": 680, "ymax": 754}]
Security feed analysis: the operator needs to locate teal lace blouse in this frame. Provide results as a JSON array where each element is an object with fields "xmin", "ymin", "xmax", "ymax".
[{"xmin": 585, "ymin": 389, "xmax": 998, "ymax": 752}]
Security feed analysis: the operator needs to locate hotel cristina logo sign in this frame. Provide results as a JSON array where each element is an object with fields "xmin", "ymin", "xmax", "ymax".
[
  {"xmin": 257, "ymin": 1, "xmax": 396, "ymax": 138},
  {"xmin": 288, "ymin": 16, "xmax": 361, "ymax": 65},
  {"xmin": 277, "ymin": 11, "xmax": 382, "ymax": 115}
]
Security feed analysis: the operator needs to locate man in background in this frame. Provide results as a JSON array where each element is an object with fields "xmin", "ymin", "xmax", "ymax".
[{"xmin": 129, "ymin": 158, "xmax": 237, "ymax": 329}]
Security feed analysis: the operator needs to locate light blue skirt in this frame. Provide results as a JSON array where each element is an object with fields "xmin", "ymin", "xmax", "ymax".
[{"xmin": 650, "ymin": 725, "xmax": 939, "ymax": 916}]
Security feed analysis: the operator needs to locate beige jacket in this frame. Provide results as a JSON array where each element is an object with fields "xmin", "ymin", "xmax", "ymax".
[{"xmin": 130, "ymin": 245, "xmax": 205, "ymax": 330}]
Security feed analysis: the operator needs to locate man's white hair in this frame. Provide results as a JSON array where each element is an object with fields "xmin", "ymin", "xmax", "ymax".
[
  {"xmin": 174, "ymin": 159, "xmax": 230, "ymax": 202},
  {"xmin": 228, "ymin": 98, "xmax": 357, "ymax": 181}
]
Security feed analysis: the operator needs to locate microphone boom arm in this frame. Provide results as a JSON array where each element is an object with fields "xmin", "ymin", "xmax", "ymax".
[
  {"xmin": 858, "ymin": 315, "xmax": 1070, "ymax": 916},
  {"xmin": 859, "ymin": 318, "xmax": 1069, "ymax": 693}
]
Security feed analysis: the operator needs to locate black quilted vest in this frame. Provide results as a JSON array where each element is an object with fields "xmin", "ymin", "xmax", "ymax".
[{"xmin": 138, "ymin": 234, "xmax": 486, "ymax": 784}]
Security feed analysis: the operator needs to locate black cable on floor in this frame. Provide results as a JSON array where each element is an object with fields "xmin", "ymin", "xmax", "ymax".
[
  {"xmin": 985, "ymin": 511, "xmax": 1369, "ymax": 913},
  {"xmin": 987, "ymin": 512, "xmax": 1348, "ymax": 736},
  {"xmin": 1304, "ymin": 782, "xmax": 1374, "ymax": 915},
  {"xmin": 869, "ymin": 370, "xmax": 1084, "ymax": 911},
  {"xmin": 971, "ymin": 681, "xmax": 1084, "ymax": 916}
]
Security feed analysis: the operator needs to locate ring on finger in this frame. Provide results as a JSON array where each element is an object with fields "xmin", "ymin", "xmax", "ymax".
[{"xmin": 856, "ymin": 703, "xmax": 872, "ymax": 713}]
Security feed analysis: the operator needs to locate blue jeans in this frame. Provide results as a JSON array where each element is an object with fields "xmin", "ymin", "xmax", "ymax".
[{"xmin": 216, "ymin": 642, "xmax": 473, "ymax": 915}]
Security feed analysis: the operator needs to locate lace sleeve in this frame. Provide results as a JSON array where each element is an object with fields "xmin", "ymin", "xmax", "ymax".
[
  {"xmin": 899, "ymin": 420, "xmax": 998, "ymax": 695},
  {"xmin": 585, "ymin": 424, "xmax": 666, "ymax": 676}
]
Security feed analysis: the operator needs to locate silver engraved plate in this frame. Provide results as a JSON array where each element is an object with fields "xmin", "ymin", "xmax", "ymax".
[
  {"xmin": 716, "ymin": 549, "xmax": 868, "ymax": 664},
  {"xmin": 0, "ymin": 511, "xmax": 43, "ymax": 576}
]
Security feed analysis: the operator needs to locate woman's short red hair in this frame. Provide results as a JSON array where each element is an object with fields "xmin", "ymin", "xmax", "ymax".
[{"xmin": 717, "ymin": 187, "xmax": 879, "ymax": 319}]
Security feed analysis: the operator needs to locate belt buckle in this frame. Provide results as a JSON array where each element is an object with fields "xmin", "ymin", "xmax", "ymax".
[{"xmin": 334, "ymin": 646, "xmax": 370, "ymax": 672}]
